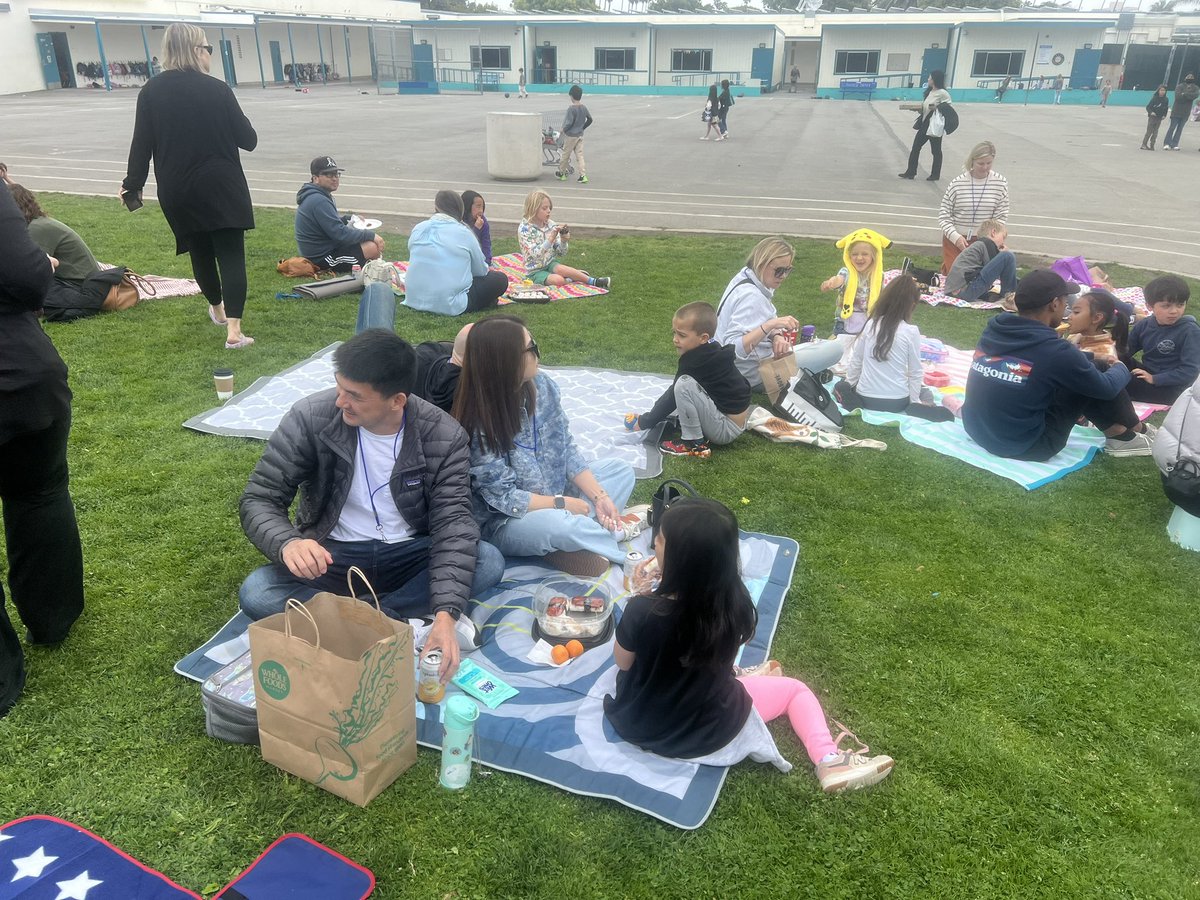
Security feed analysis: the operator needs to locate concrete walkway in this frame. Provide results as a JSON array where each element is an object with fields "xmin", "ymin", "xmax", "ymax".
[{"xmin": 2, "ymin": 83, "xmax": 1196, "ymax": 275}]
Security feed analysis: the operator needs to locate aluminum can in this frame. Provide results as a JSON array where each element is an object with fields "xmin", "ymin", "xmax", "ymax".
[
  {"xmin": 624, "ymin": 550, "xmax": 645, "ymax": 592},
  {"xmin": 417, "ymin": 649, "xmax": 445, "ymax": 704}
]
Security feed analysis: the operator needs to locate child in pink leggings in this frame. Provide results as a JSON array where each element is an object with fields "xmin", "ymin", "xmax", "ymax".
[{"xmin": 604, "ymin": 497, "xmax": 893, "ymax": 794}]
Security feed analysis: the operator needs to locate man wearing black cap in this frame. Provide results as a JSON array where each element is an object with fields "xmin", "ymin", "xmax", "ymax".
[
  {"xmin": 295, "ymin": 156, "xmax": 385, "ymax": 272},
  {"xmin": 1163, "ymin": 74, "xmax": 1198, "ymax": 151},
  {"xmin": 963, "ymin": 269, "xmax": 1156, "ymax": 461},
  {"xmin": 238, "ymin": 329, "xmax": 504, "ymax": 683}
]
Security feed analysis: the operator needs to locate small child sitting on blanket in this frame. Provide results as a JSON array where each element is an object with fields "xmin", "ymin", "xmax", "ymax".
[
  {"xmin": 603, "ymin": 497, "xmax": 895, "ymax": 794},
  {"xmin": 832, "ymin": 275, "xmax": 955, "ymax": 422},
  {"xmin": 517, "ymin": 190, "xmax": 611, "ymax": 289},
  {"xmin": 819, "ymin": 228, "xmax": 890, "ymax": 336},
  {"xmin": 1122, "ymin": 275, "xmax": 1200, "ymax": 404},
  {"xmin": 942, "ymin": 218, "xmax": 1017, "ymax": 310},
  {"xmin": 623, "ymin": 302, "xmax": 751, "ymax": 459},
  {"xmin": 1062, "ymin": 288, "xmax": 1130, "ymax": 367}
]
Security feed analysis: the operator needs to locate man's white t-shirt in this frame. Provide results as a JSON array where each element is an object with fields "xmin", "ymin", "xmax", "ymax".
[{"xmin": 328, "ymin": 427, "xmax": 414, "ymax": 543}]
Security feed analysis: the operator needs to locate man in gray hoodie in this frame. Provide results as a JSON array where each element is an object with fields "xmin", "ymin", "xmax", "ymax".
[{"xmin": 295, "ymin": 156, "xmax": 385, "ymax": 272}]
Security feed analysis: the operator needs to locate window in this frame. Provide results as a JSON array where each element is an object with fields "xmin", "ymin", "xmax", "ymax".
[
  {"xmin": 885, "ymin": 52, "xmax": 909, "ymax": 73},
  {"xmin": 470, "ymin": 46, "xmax": 511, "ymax": 70},
  {"xmin": 833, "ymin": 50, "xmax": 879, "ymax": 76},
  {"xmin": 595, "ymin": 47, "xmax": 636, "ymax": 71},
  {"xmin": 971, "ymin": 50, "xmax": 1024, "ymax": 77},
  {"xmin": 671, "ymin": 49, "xmax": 712, "ymax": 72},
  {"xmin": 1100, "ymin": 42, "xmax": 1124, "ymax": 65}
]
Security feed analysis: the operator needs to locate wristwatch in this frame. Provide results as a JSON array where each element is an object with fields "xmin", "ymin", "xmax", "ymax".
[
  {"xmin": 554, "ymin": 494, "xmax": 566, "ymax": 509},
  {"xmin": 435, "ymin": 605, "xmax": 462, "ymax": 621}
]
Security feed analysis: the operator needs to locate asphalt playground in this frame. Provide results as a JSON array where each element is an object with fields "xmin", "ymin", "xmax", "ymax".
[{"xmin": 2, "ymin": 83, "xmax": 1197, "ymax": 275}]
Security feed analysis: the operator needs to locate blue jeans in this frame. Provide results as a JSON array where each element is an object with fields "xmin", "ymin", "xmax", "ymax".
[
  {"xmin": 958, "ymin": 250, "xmax": 1017, "ymax": 302},
  {"xmin": 487, "ymin": 457, "xmax": 636, "ymax": 564},
  {"xmin": 1164, "ymin": 115, "xmax": 1186, "ymax": 149},
  {"xmin": 356, "ymin": 282, "xmax": 396, "ymax": 333},
  {"xmin": 239, "ymin": 536, "xmax": 505, "ymax": 620}
]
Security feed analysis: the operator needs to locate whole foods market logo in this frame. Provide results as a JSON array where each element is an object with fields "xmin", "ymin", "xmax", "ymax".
[{"xmin": 257, "ymin": 661, "xmax": 290, "ymax": 700}]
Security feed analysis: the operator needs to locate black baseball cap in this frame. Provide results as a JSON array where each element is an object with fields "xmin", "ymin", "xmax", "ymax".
[
  {"xmin": 1014, "ymin": 269, "xmax": 1081, "ymax": 311},
  {"xmin": 310, "ymin": 156, "xmax": 343, "ymax": 176}
]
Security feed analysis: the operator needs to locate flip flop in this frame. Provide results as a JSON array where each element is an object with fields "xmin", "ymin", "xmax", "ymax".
[
  {"xmin": 208, "ymin": 304, "xmax": 228, "ymax": 326},
  {"xmin": 224, "ymin": 335, "xmax": 255, "ymax": 350}
]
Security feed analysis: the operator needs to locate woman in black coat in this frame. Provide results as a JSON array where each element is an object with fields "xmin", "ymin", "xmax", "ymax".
[
  {"xmin": 121, "ymin": 23, "xmax": 258, "ymax": 349},
  {"xmin": 1143, "ymin": 85, "xmax": 1169, "ymax": 151},
  {"xmin": 0, "ymin": 186, "xmax": 85, "ymax": 719},
  {"xmin": 898, "ymin": 70, "xmax": 951, "ymax": 182}
]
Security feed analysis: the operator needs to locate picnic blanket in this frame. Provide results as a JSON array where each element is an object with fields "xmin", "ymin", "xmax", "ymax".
[
  {"xmin": 98, "ymin": 263, "xmax": 202, "ymax": 300},
  {"xmin": 176, "ymin": 528, "xmax": 798, "ymax": 830},
  {"xmin": 183, "ymin": 345, "xmax": 672, "ymax": 479},
  {"xmin": 392, "ymin": 252, "xmax": 609, "ymax": 303},
  {"xmin": 882, "ymin": 268, "xmax": 1148, "ymax": 313}
]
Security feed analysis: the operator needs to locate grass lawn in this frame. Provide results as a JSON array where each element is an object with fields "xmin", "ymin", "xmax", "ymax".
[{"xmin": 2, "ymin": 194, "xmax": 1198, "ymax": 899}]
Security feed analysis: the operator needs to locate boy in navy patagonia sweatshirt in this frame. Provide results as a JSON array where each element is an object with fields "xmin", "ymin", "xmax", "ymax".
[
  {"xmin": 1124, "ymin": 274, "xmax": 1200, "ymax": 404},
  {"xmin": 963, "ymin": 270, "xmax": 1155, "ymax": 461}
]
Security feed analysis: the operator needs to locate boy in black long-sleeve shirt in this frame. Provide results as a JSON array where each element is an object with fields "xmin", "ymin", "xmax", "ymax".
[{"xmin": 624, "ymin": 302, "xmax": 751, "ymax": 459}]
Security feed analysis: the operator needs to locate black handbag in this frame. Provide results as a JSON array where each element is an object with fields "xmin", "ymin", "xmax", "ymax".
[
  {"xmin": 1164, "ymin": 400, "xmax": 1200, "ymax": 497},
  {"xmin": 648, "ymin": 478, "xmax": 699, "ymax": 540}
]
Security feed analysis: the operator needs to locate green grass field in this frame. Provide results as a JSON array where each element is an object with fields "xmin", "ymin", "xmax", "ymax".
[{"xmin": 2, "ymin": 194, "xmax": 1198, "ymax": 899}]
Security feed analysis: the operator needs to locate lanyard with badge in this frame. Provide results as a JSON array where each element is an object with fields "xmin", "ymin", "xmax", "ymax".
[{"xmin": 357, "ymin": 412, "xmax": 405, "ymax": 541}]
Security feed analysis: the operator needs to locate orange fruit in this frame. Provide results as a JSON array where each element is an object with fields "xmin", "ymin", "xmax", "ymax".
[
  {"xmin": 565, "ymin": 639, "xmax": 585, "ymax": 659},
  {"xmin": 551, "ymin": 644, "xmax": 570, "ymax": 665}
]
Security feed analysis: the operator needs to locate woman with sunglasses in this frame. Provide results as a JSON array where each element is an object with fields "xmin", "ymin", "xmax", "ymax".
[
  {"xmin": 452, "ymin": 316, "xmax": 635, "ymax": 577},
  {"xmin": 121, "ymin": 23, "xmax": 258, "ymax": 349},
  {"xmin": 715, "ymin": 237, "xmax": 840, "ymax": 390}
]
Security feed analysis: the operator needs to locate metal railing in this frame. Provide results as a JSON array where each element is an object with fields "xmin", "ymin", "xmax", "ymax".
[
  {"xmin": 667, "ymin": 70, "xmax": 745, "ymax": 86},
  {"xmin": 554, "ymin": 68, "xmax": 631, "ymax": 86}
]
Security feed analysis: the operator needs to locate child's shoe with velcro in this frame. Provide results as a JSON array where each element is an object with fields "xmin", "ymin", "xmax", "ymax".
[{"xmin": 660, "ymin": 438, "xmax": 711, "ymax": 459}]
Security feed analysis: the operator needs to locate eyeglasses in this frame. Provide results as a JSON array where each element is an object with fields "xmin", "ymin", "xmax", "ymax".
[
  {"xmin": 525, "ymin": 339, "xmax": 540, "ymax": 359},
  {"xmin": 197, "ymin": 44, "xmax": 214, "ymax": 54},
  {"xmin": 773, "ymin": 265, "xmax": 794, "ymax": 279}
]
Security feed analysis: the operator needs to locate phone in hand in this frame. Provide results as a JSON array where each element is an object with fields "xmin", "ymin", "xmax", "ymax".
[{"xmin": 123, "ymin": 191, "xmax": 143, "ymax": 212}]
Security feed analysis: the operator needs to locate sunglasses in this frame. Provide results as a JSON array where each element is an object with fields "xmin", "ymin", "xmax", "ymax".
[
  {"xmin": 526, "ymin": 339, "xmax": 540, "ymax": 359},
  {"xmin": 773, "ymin": 265, "xmax": 794, "ymax": 279},
  {"xmin": 197, "ymin": 44, "xmax": 214, "ymax": 54}
]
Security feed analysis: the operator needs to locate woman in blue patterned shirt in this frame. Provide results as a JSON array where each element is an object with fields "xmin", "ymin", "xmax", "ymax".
[{"xmin": 452, "ymin": 316, "xmax": 635, "ymax": 576}]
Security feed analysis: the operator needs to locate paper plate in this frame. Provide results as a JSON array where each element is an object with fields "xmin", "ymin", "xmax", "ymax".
[{"xmin": 358, "ymin": 217, "xmax": 382, "ymax": 230}]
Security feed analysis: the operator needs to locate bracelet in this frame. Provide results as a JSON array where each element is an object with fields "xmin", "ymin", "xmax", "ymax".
[{"xmin": 592, "ymin": 490, "xmax": 608, "ymax": 501}]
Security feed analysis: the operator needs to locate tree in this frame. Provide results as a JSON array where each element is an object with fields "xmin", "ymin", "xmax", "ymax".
[
  {"xmin": 513, "ymin": 0, "xmax": 598, "ymax": 9},
  {"xmin": 1149, "ymin": 0, "xmax": 1177, "ymax": 11},
  {"xmin": 422, "ymin": 0, "xmax": 497, "ymax": 12}
]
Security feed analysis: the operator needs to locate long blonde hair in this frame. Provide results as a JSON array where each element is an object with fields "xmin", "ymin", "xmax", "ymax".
[
  {"xmin": 161, "ymin": 23, "xmax": 208, "ymax": 74},
  {"xmin": 522, "ymin": 189, "xmax": 552, "ymax": 222},
  {"xmin": 746, "ymin": 237, "xmax": 794, "ymax": 280}
]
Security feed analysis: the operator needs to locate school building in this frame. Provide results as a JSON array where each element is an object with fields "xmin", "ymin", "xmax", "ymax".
[{"xmin": 3, "ymin": 0, "xmax": 1200, "ymax": 104}]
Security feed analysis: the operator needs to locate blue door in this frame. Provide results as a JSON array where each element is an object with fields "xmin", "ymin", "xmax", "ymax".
[
  {"xmin": 751, "ymin": 47, "xmax": 773, "ymax": 83},
  {"xmin": 36, "ymin": 33, "xmax": 60, "ymax": 88},
  {"xmin": 413, "ymin": 42, "xmax": 435, "ymax": 82},
  {"xmin": 269, "ymin": 40, "xmax": 284, "ymax": 83},
  {"xmin": 220, "ymin": 39, "xmax": 237, "ymax": 86},
  {"xmin": 1069, "ymin": 48, "xmax": 1101, "ymax": 90},
  {"xmin": 920, "ymin": 48, "xmax": 948, "ymax": 87}
]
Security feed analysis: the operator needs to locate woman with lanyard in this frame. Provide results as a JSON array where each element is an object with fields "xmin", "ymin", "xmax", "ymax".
[
  {"xmin": 937, "ymin": 140, "xmax": 1009, "ymax": 275},
  {"xmin": 452, "ymin": 316, "xmax": 635, "ymax": 578}
]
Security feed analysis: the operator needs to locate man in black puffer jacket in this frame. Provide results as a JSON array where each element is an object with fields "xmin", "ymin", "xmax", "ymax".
[{"xmin": 238, "ymin": 329, "xmax": 503, "ymax": 682}]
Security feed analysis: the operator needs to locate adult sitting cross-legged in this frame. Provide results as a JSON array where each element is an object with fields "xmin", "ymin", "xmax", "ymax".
[
  {"xmin": 962, "ymin": 269, "xmax": 1156, "ymax": 462},
  {"xmin": 238, "ymin": 329, "xmax": 504, "ymax": 682},
  {"xmin": 295, "ymin": 156, "xmax": 384, "ymax": 273}
]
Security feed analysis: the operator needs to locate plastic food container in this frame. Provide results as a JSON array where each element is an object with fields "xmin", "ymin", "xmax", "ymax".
[
  {"xmin": 923, "ymin": 370, "xmax": 951, "ymax": 388},
  {"xmin": 531, "ymin": 577, "xmax": 614, "ymax": 648}
]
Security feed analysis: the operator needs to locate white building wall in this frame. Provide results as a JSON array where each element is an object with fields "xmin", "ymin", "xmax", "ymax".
[
  {"xmin": 651, "ymin": 25, "xmax": 776, "ymax": 84},
  {"xmin": 817, "ymin": 25, "xmax": 946, "ymax": 89},
  {"xmin": 528, "ymin": 25, "xmax": 650, "ymax": 81},
  {"xmin": 4, "ymin": 2, "xmax": 60, "ymax": 93},
  {"xmin": 950, "ymin": 24, "xmax": 1110, "ymax": 87}
]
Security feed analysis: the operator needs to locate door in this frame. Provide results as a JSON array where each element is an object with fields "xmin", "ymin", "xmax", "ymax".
[
  {"xmin": 534, "ymin": 46, "xmax": 557, "ymax": 84},
  {"xmin": 269, "ymin": 40, "xmax": 284, "ymax": 83},
  {"xmin": 920, "ymin": 48, "xmax": 948, "ymax": 86},
  {"xmin": 35, "ymin": 33, "xmax": 61, "ymax": 89},
  {"xmin": 50, "ymin": 32, "xmax": 74, "ymax": 87},
  {"xmin": 1069, "ymin": 48, "xmax": 1101, "ymax": 90},
  {"xmin": 412, "ymin": 42, "xmax": 434, "ymax": 82},
  {"xmin": 750, "ymin": 47, "xmax": 773, "ymax": 83},
  {"xmin": 219, "ymin": 39, "xmax": 237, "ymax": 86}
]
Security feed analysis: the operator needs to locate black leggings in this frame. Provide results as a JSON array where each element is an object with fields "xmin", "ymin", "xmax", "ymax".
[
  {"xmin": 835, "ymin": 381, "xmax": 955, "ymax": 422},
  {"xmin": 188, "ymin": 228, "xmax": 248, "ymax": 319}
]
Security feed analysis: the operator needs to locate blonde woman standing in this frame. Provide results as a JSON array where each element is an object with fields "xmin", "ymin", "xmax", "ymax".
[
  {"xmin": 937, "ymin": 141, "xmax": 1009, "ymax": 275},
  {"xmin": 121, "ymin": 23, "xmax": 258, "ymax": 349}
]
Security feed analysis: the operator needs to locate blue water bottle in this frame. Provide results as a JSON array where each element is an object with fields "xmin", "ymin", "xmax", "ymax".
[{"xmin": 439, "ymin": 695, "xmax": 480, "ymax": 790}]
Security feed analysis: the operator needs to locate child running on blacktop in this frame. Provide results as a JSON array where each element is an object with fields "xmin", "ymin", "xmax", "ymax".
[
  {"xmin": 1063, "ymin": 288, "xmax": 1129, "ymax": 367},
  {"xmin": 623, "ymin": 301, "xmax": 751, "ymax": 459},
  {"xmin": 1123, "ymin": 275, "xmax": 1200, "ymax": 404},
  {"xmin": 603, "ymin": 497, "xmax": 895, "ymax": 794},
  {"xmin": 832, "ymin": 275, "xmax": 955, "ymax": 422},
  {"xmin": 819, "ymin": 228, "xmax": 891, "ymax": 337},
  {"xmin": 517, "ymin": 190, "xmax": 610, "ymax": 289}
]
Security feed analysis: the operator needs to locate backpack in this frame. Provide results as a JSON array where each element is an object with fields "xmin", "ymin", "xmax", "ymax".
[
  {"xmin": 775, "ymin": 368, "xmax": 845, "ymax": 432},
  {"xmin": 940, "ymin": 103, "xmax": 959, "ymax": 135},
  {"xmin": 648, "ymin": 478, "xmax": 699, "ymax": 540}
]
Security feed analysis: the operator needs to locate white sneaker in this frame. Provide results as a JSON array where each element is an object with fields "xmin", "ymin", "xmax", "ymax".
[
  {"xmin": 815, "ymin": 722, "xmax": 894, "ymax": 794},
  {"xmin": 1104, "ymin": 429, "xmax": 1154, "ymax": 457},
  {"xmin": 613, "ymin": 504, "xmax": 650, "ymax": 542}
]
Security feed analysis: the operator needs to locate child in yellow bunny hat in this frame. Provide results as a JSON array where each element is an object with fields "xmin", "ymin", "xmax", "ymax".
[{"xmin": 819, "ymin": 229, "xmax": 892, "ymax": 336}]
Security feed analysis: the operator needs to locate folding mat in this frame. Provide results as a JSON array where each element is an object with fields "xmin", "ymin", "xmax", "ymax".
[
  {"xmin": 176, "ymin": 529, "xmax": 800, "ymax": 830},
  {"xmin": 182, "ymin": 346, "xmax": 672, "ymax": 479},
  {"xmin": 393, "ymin": 253, "xmax": 610, "ymax": 303}
]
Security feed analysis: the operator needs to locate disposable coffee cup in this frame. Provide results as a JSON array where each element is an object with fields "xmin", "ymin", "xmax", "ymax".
[{"xmin": 213, "ymin": 368, "xmax": 234, "ymax": 401}]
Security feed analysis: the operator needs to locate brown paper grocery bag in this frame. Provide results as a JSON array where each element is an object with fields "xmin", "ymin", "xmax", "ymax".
[
  {"xmin": 758, "ymin": 353, "xmax": 798, "ymax": 406},
  {"xmin": 249, "ymin": 574, "xmax": 416, "ymax": 807}
]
